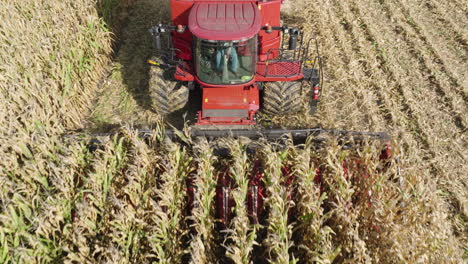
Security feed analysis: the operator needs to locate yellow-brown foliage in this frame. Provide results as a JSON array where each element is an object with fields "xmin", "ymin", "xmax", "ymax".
[{"xmin": 0, "ymin": 0, "xmax": 466, "ymax": 263}]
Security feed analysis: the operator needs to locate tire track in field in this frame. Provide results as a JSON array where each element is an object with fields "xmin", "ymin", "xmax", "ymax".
[
  {"xmin": 379, "ymin": 0, "xmax": 467, "ymax": 132},
  {"xmin": 328, "ymin": 0, "xmax": 395, "ymax": 128},
  {"xmin": 345, "ymin": 0, "xmax": 466, "ymax": 177},
  {"xmin": 313, "ymin": 1, "xmax": 388, "ymax": 130},
  {"xmin": 395, "ymin": 0, "xmax": 467, "ymax": 93},
  {"xmin": 340, "ymin": 1, "xmax": 441, "ymax": 172},
  {"xmin": 380, "ymin": 0, "xmax": 467, "ymax": 130},
  {"xmin": 340, "ymin": 1, "xmax": 428, "ymax": 139},
  {"xmin": 300, "ymin": 2, "xmax": 383, "ymax": 130},
  {"xmin": 424, "ymin": 1, "xmax": 468, "ymax": 56},
  {"xmin": 375, "ymin": 0, "xmax": 467, "ymax": 131},
  {"xmin": 429, "ymin": 0, "xmax": 468, "ymax": 42},
  {"xmin": 348, "ymin": 0, "xmax": 468, "ymax": 231}
]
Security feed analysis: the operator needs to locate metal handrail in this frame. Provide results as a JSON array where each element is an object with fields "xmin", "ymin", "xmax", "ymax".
[{"xmin": 262, "ymin": 36, "xmax": 323, "ymax": 84}]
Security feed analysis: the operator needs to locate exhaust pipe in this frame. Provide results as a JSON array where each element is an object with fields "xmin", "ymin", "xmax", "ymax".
[
  {"xmin": 150, "ymin": 24, "xmax": 164, "ymax": 50},
  {"xmin": 288, "ymin": 28, "xmax": 299, "ymax": 50}
]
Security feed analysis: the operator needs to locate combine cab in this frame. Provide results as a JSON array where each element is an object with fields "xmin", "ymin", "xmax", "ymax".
[{"xmin": 145, "ymin": 0, "xmax": 393, "ymax": 226}]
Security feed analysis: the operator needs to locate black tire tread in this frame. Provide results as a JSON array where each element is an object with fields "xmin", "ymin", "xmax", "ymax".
[
  {"xmin": 148, "ymin": 65, "xmax": 189, "ymax": 115},
  {"xmin": 263, "ymin": 81, "xmax": 302, "ymax": 115}
]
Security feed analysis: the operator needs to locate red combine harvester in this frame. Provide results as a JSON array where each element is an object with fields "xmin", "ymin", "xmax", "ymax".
[
  {"xmin": 148, "ymin": 0, "xmax": 322, "ymax": 125},
  {"xmin": 145, "ymin": 0, "xmax": 393, "ymax": 225}
]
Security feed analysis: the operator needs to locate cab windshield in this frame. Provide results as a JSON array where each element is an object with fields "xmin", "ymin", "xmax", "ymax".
[{"xmin": 194, "ymin": 37, "xmax": 256, "ymax": 85}]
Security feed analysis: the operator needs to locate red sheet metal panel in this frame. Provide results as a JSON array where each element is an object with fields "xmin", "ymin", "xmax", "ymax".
[
  {"xmin": 171, "ymin": 0, "xmax": 194, "ymax": 60},
  {"xmin": 189, "ymin": 2, "xmax": 262, "ymax": 41},
  {"xmin": 257, "ymin": 0, "xmax": 282, "ymax": 61},
  {"xmin": 198, "ymin": 84, "xmax": 259, "ymax": 124}
]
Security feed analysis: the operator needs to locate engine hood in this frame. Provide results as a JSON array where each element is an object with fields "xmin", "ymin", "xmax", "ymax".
[{"xmin": 189, "ymin": 2, "xmax": 262, "ymax": 41}]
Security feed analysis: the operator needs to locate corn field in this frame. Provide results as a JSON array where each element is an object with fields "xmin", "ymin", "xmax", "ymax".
[{"xmin": 0, "ymin": 0, "xmax": 466, "ymax": 263}]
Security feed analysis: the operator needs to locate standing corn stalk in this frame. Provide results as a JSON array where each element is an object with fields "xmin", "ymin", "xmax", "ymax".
[
  {"xmin": 262, "ymin": 145, "xmax": 297, "ymax": 264},
  {"xmin": 188, "ymin": 139, "xmax": 217, "ymax": 263},
  {"xmin": 224, "ymin": 141, "xmax": 257, "ymax": 264},
  {"xmin": 0, "ymin": 137, "xmax": 93, "ymax": 263},
  {"xmin": 105, "ymin": 129, "xmax": 160, "ymax": 262},
  {"xmin": 323, "ymin": 144, "xmax": 372, "ymax": 263},
  {"xmin": 148, "ymin": 141, "xmax": 192, "ymax": 263},
  {"xmin": 291, "ymin": 138, "xmax": 339, "ymax": 263},
  {"xmin": 66, "ymin": 135, "xmax": 126, "ymax": 262}
]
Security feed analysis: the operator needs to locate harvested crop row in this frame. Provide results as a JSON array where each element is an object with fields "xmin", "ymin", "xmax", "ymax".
[
  {"xmin": 347, "ymin": 0, "xmax": 467, "ymax": 228},
  {"xmin": 296, "ymin": 0, "xmax": 465, "ymax": 261},
  {"xmin": 397, "ymin": 0, "xmax": 467, "ymax": 86},
  {"xmin": 292, "ymin": 5, "xmax": 446, "ymax": 258},
  {"xmin": 428, "ymin": 0, "xmax": 468, "ymax": 46},
  {"xmin": 379, "ymin": 0, "xmax": 467, "ymax": 126},
  {"xmin": 292, "ymin": 1, "xmax": 389, "ymax": 132},
  {"xmin": 326, "ymin": 0, "xmax": 393, "ymax": 130},
  {"xmin": 312, "ymin": 0, "xmax": 458, "ymax": 178},
  {"xmin": 345, "ymin": 0, "xmax": 467, "ymax": 248},
  {"xmin": 296, "ymin": 0, "xmax": 467, "ymax": 202},
  {"xmin": 346, "ymin": 0, "xmax": 466, "ymax": 166},
  {"xmin": 346, "ymin": 0, "xmax": 466, "ymax": 141}
]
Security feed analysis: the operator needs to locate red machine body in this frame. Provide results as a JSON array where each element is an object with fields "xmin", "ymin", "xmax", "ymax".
[{"xmin": 169, "ymin": 0, "xmax": 303, "ymax": 126}]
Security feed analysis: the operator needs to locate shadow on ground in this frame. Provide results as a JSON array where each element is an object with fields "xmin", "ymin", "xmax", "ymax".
[{"xmin": 91, "ymin": 0, "xmax": 198, "ymax": 132}]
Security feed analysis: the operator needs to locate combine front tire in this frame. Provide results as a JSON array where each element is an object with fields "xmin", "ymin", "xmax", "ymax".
[
  {"xmin": 263, "ymin": 81, "xmax": 302, "ymax": 115},
  {"xmin": 148, "ymin": 65, "xmax": 189, "ymax": 115}
]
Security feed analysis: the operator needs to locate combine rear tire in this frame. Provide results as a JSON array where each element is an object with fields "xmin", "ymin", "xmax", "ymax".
[
  {"xmin": 263, "ymin": 81, "xmax": 302, "ymax": 115},
  {"xmin": 148, "ymin": 65, "xmax": 189, "ymax": 115}
]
